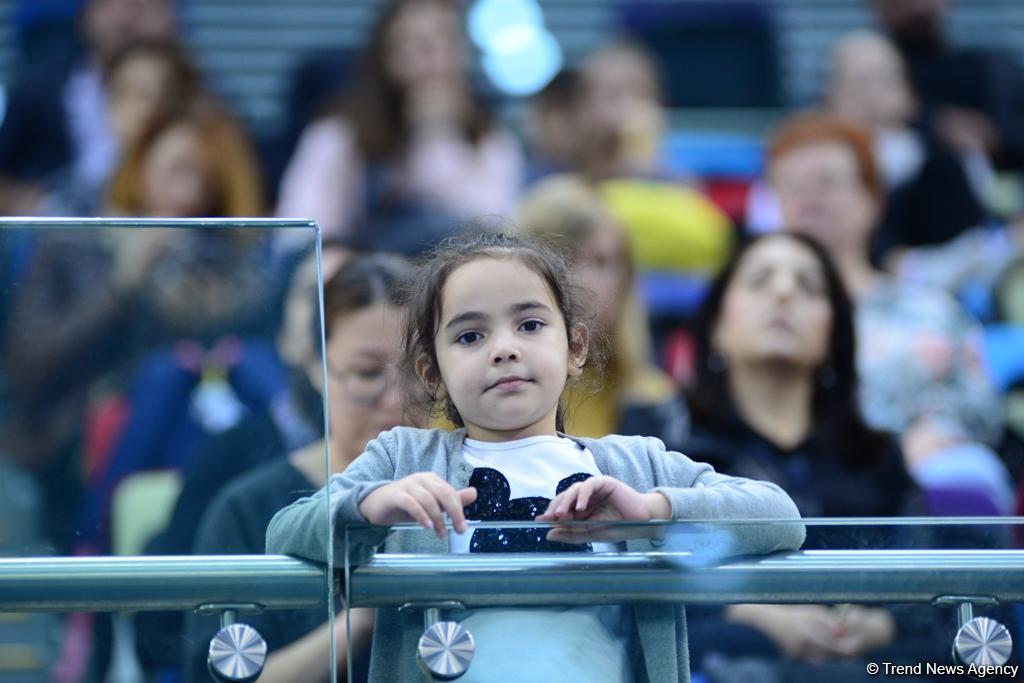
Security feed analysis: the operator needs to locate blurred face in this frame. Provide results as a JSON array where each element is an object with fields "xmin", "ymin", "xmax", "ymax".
[
  {"xmin": 573, "ymin": 223, "xmax": 629, "ymax": 332},
  {"xmin": 713, "ymin": 237, "xmax": 833, "ymax": 371},
  {"xmin": 829, "ymin": 35, "xmax": 915, "ymax": 128},
  {"xmin": 141, "ymin": 123, "xmax": 213, "ymax": 217},
  {"xmin": 84, "ymin": 0, "xmax": 175, "ymax": 61},
  {"xmin": 771, "ymin": 141, "xmax": 879, "ymax": 258},
  {"xmin": 433, "ymin": 257, "xmax": 584, "ymax": 441},
  {"xmin": 107, "ymin": 52, "xmax": 177, "ymax": 144},
  {"xmin": 325, "ymin": 304, "xmax": 405, "ymax": 460},
  {"xmin": 579, "ymin": 48, "xmax": 662, "ymax": 135},
  {"xmin": 277, "ymin": 247, "xmax": 351, "ymax": 368},
  {"xmin": 384, "ymin": 1, "xmax": 464, "ymax": 88},
  {"xmin": 529, "ymin": 102, "xmax": 578, "ymax": 163}
]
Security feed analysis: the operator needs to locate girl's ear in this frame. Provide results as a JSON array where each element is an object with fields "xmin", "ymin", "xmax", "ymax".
[
  {"xmin": 414, "ymin": 352, "xmax": 446, "ymax": 398},
  {"xmin": 567, "ymin": 323, "xmax": 589, "ymax": 378}
]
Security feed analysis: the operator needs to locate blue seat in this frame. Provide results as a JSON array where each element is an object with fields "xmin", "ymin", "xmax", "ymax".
[
  {"xmin": 982, "ymin": 324, "xmax": 1024, "ymax": 393},
  {"xmin": 662, "ymin": 131, "xmax": 764, "ymax": 179},
  {"xmin": 639, "ymin": 271, "xmax": 710, "ymax": 319}
]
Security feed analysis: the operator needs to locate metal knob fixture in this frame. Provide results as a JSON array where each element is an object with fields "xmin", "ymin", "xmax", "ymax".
[
  {"xmin": 207, "ymin": 623, "xmax": 267, "ymax": 683},
  {"xmin": 417, "ymin": 620, "xmax": 475, "ymax": 680},
  {"xmin": 953, "ymin": 617, "xmax": 1013, "ymax": 668}
]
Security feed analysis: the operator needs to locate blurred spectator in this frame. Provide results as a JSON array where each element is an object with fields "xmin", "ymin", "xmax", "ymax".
[
  {"xmin": 575, "ymin": 41, "xmax": 668, "ymax": 181},
  {"xmin": 1, "ymin": 104, "xmax": 269, "ymax": 536},
  {"xmin": 684, "ymin": 233, "xmax": 911, "ymax": 518},
  {"xmin": 266, "ymin": 47, "xmax": 358, "ymax": 203},
  {"xmin": 41, "ymin": 38, "xmax": 204, "ymax": 216},
  {"xmin": 768, "ymin": 113, "xmax": 1014, "ymax": 514},
  {"xmin": 825, "ymin": 30, "xmax": 985, "ymax": 262},
  {"xmin": 0, "ymin": 0, "xmax": 176, "ymax": 215},
  {"xmin": 573, "ymin": 40, "xmax": 733, "ymax": 275},
  {"xmin": 524, "ymin": 68, "xmax": 580, "ymax": 184},
  {"xmin": 872, "ymin": 0, "xmax": 1024, "ymax": 173},
  {"xmin": 682, "ymin": 232, "xmax": 939, "ymax": 682},
  {"xmin": 517, "ymin": 174, "xmax": 688, "ymax": 445},
  {"xmin": 105, "ymin": 40, "xmax": 202, "ymax": 158},
  {"xmin": 107, "ymin": 104, "xmax": 263, "ymax": 218},
  {"xmin": 184, "ymin": 254, "xmax": 415, "ymax": 683},
  {"xmin": 275, "ymin": 0, "xmax": 523, "ymax": 256},
  {"xmin": 133, "ymin": 241, "xmax": 350, "ymax": 677}
]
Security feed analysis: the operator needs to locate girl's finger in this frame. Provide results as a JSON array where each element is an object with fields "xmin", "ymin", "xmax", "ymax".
[
  {"xmin": 426, "ymin": 480, "xmax": 470, "ymax": 534},
  {"xmin": 408, "ymin": 485, "xmax": 446, "ymax": 538},
  {"xmin": 575, "ymin": 481, "xmax": 594, "ymax": 512},
  {"xmin": 457, "ymin": 486, "xmax": 477, "ymax": 506},
  {"xmin": 396, "ymin": 492, "xmax": 433, "ymax": 533},
  {"xmin": 536, "ymin": 495, "xmax": 561, "ymax": 520},
  {"xmin": 542, "ymin": 487, "xmax": 578, "ymax": 520}
]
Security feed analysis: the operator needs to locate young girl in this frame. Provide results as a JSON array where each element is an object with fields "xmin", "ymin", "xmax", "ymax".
[{"xmin": 266, "ymin": 233, "xmax": 804, "ymax": 682}]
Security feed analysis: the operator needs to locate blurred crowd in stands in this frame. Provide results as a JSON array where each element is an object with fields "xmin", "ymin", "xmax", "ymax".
[{"xmin": 2, "ymin": 0, "xmax": 1024, "ymax": 681}]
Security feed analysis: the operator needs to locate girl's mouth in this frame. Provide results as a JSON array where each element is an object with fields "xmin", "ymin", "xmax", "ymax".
[{"xmin": 488, "ymin": 376, "xmax": 531, "ymax": 391}]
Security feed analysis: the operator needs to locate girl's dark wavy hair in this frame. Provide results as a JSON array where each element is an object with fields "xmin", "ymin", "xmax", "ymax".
[
  {"xmin": 399, "ymin": 231, "xmax": 604, "ymax": 431},
  {"xmin": 686, "ymin": 232, "xmax": 891, "ymax": 465}
]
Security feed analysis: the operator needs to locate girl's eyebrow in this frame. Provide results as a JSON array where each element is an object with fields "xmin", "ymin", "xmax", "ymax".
[
  {"xmin": 508, "ymin": 300, "xmax": 551, "ymax": 315},
  {"xmin": 443, "ymin": 300, "xmax": 552, "ymax": 330}
]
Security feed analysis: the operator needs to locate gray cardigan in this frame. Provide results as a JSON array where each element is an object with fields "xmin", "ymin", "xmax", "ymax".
[{"xmin": 266, "ymin": 427, "xmax": 805, "ymax": 682}]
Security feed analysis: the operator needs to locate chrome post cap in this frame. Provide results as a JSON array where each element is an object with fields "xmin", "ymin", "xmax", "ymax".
[
  {"xmin": 208, "ymin": 622, "xmax": 268, "ymax": 683},
  {"xmin": 417, "ymin": 620, "xmax": 475, "ymax": 680},
  {"xmin": 954, "ymin": 616, "xmax": 1013, "ymax": 668}
]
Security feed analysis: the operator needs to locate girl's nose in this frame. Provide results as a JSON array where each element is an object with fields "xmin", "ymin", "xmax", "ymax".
[
  {"xmin": 491, "ymin": 348, "xmax": 519, "ymax": 364},
  {"xmin": 490, "ymin": 332, "xmax": 520, "ymax": 364}
]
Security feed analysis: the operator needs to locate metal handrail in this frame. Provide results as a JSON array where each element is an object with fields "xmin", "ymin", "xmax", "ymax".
[
  {"xmin": 0, "ymin": 217, "xmax": 318, "ymax": 230},
  {"xmin": 348, "ymin": 549, "xmax": 1024, "ymax": 607},
  {"xmin": 0, "ymin": 556, "xmax": 325, "ymax": 612},
  {"xmin": 2, "ymin": 550, "xmax": 1022, "ymax": 613}
]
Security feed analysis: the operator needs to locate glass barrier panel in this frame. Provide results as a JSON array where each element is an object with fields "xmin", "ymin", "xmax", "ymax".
[
  {"xmin": 0, "ymin": 219, "xmax": 331, "ymax": 683},
  {"xmin": 341, "ymin": 519, "xmax": 1024, "ymax": 682}
]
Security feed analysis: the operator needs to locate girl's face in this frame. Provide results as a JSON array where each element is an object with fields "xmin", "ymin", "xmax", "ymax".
[
  {"xmin": 141, "ymin": 122, "xmax": 213, "ymax": 217},
  {"xmin": 713, "ymin": 237, "xmax": 833, "ymax": 371},
  {"xmin": 771, "ymin": 141, "xmax": 879, "ymax": 259},
  {"xmin": 325, "ymin": 303, "xmax": 406, "ymax": 461},
  {"xmin": 384, "ymin": 1, "xmax": 464, "ymax": 89},
  {"xmin": 107, "ymin": 52, "xmax": 176, "ymax": 144},
  {"xmin": 573, "ymin": 223, "xmax": 629, "ymax": 332},
  {"xmin": 431, "ymin": 257, "xmax": 585, "ymax": 442}
]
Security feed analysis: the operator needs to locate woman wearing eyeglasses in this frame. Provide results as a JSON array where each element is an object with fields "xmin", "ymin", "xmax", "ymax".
[{"xmin": 183, "ymin": 253, "xmax": 413, "ymax": 683}]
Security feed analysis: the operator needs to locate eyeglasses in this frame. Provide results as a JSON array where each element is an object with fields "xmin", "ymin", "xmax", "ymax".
[{"xmin": 325, "ymin": 361, "xmax": 396, "ymax": 407}]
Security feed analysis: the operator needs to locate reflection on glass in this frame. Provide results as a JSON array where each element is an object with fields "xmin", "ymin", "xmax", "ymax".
[{"xmin": 0, "ymin": 220, "xmax": 328, "ymax": 683}]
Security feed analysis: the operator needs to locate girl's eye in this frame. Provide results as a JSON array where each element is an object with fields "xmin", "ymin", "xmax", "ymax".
[
  {"xmin": 456, "ymin": 331, "xmax": 482, "ymax": 345},
  {"xmin": 519, "ymin": 319, "xmax": 545, "ymax": 333}
]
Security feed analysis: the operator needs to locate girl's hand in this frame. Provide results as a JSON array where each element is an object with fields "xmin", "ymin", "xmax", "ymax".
[
  {"xmin": 357, "ymin": 473, "xmax": 477, "ymax": 539},
  {"xmin": 535, "ymin": 476, "xmax": 670, "ymax": 543}
]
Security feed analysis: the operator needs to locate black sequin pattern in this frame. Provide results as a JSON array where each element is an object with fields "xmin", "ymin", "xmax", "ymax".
[{"xmin": 462, "ymin": 468, "xmax": 593, "ymax": 552}]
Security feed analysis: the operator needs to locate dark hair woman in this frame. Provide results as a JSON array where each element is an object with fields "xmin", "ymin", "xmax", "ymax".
[
  {"xmin": 275, "ymin": 0, "xmax": 524, "ymax": 256},
  {"xmin": 681, "ymin": 233, "xmax": 939, "ymax": 678}
]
